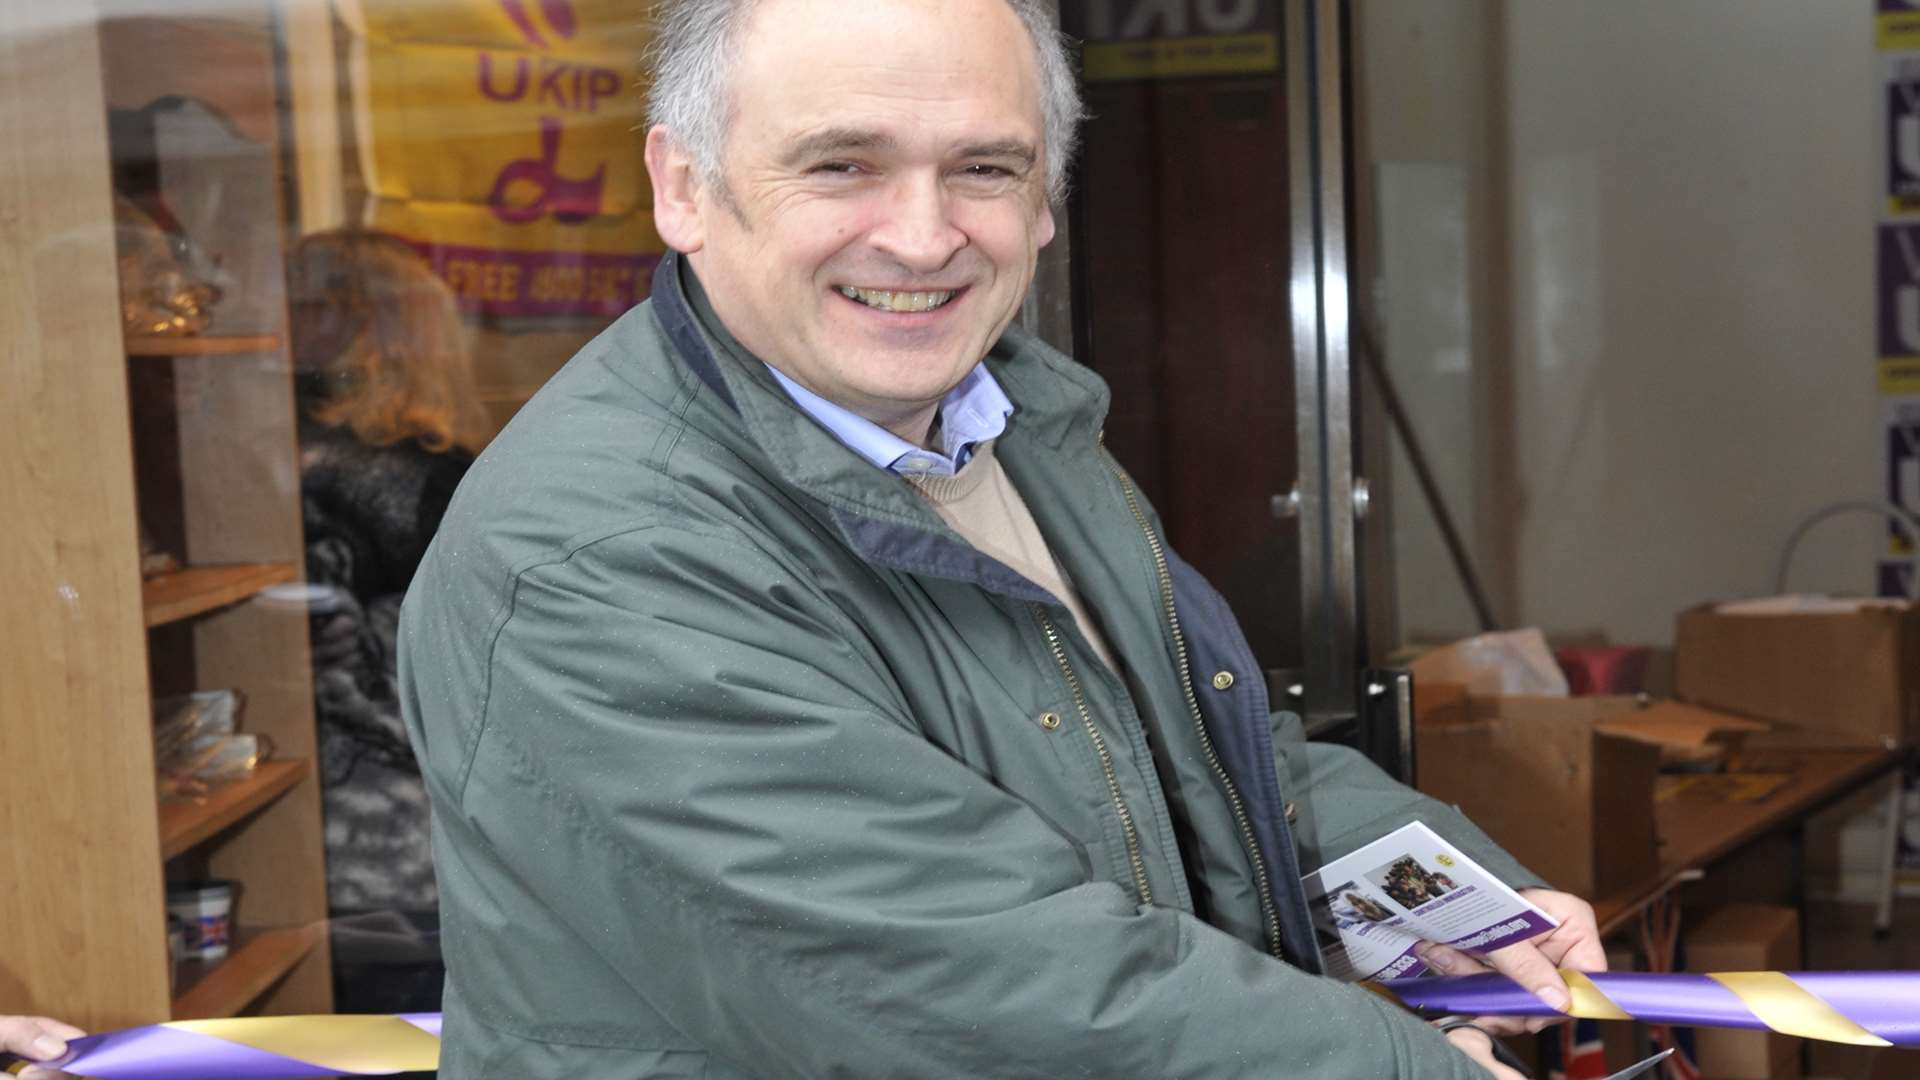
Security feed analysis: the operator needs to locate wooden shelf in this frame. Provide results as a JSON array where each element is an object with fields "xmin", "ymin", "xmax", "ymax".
[
  {"xmin": 158, "ymin": 758, "xmax": 310, "ymax": 860},
  {"xmin": 126, "ymin": 334, "xmax": 282, "ymax": 358},
  {"xmin": 142, "ymin": 563, "xmax": 296, "ymax": 627},
  {"xmin": 171, "ymin": 924, "xmax": 322, "ymax": 1020}
]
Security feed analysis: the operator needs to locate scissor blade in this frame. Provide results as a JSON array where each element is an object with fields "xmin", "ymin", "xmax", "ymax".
[{"xmin": 1601, "ymin": 1048, "xmax": 1674, "ymax": 1080}]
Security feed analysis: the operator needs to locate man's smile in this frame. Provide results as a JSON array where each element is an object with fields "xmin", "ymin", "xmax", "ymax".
[{"xmin": 835, "ymin": 285, "xmax": 961, "ymax": 313}]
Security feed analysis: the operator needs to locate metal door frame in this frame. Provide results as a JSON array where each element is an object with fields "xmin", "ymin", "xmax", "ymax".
[{"xmin": 1283, "ymin": 0, "xmax": 1365, "ymax": 729}]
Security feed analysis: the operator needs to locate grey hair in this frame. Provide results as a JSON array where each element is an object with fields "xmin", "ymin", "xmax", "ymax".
[{"xmin": 645, "ymin": 0, "xmax": 1085, "ymax": 204}]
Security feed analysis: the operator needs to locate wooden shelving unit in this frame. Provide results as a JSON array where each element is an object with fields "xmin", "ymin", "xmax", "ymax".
[
  {"xmin": 170, "ymin": 925, "xmax": 323, "ymax": 1020},
  {"xmin": 125, "ymin": 333, "xmax": 282, "ymax": 358},
  {"xmin": 142, "ymin": 562, "xmax": 297, "ymax": 627},
  {"xmin": 2, "ymin": 6, "xmax": 332, "ymax": 1032},
  {"xmin": 159, "ymin": 758, "xmax": 311, "ymax": 859}
]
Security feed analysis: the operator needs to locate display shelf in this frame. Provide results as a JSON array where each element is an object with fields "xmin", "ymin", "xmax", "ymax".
[
  {"xmin": 170, "ymin": 924, "xmax": 322, "ymax": 1020},
  {"xmin": 2, "ymin": 5, "xmax": 331, "ymax": 1029},
  {"xmin": 142, "ymin": 563, "xmax": 296, "ymax": 627},
  {"xmin": 158, "ymin": 759, "xmax": 310, "ymax": 860},
  {"xmin": 125, "ymin": 334, "xmax": 283, "ymax": 358}
]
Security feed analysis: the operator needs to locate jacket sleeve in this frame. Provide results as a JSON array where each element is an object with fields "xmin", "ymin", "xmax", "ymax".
[
  {"xmin": 1271, "ymin": 712, "xmax": 1547, "ymax": 892},
  {"xmin": 432, "ymin": 522, "xmax": 1496, "ymax": 1080}
]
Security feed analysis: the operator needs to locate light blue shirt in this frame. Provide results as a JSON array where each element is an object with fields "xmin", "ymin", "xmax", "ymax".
[{"xmin": 765, "ymin": 362, "xmax": 1014, "ymax": 477}]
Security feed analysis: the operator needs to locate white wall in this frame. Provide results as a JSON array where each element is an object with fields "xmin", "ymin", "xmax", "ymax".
[{"xmin": 1363, "ymin": 0, "xmax": 1884, "ymax": 647}]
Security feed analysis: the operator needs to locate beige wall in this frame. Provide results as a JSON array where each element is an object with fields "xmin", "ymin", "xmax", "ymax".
[{"xmin": 1361, "ymin": 0, "xmax": 1881, "ymax": 647}]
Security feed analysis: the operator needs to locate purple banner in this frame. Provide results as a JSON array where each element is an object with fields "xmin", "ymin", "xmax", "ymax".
[
  {"xmin": 1876, "ymin": 224, "xmax": 1920, "ymax": 358},
  {"xmin": 412, "ymin": 242, "xmax": 657, "ymax": 319},
  {"xmin": 1889, "ymin": 63, "xmax": 1920, "ymax": 211},
  {"xmin": 1880, "ymin": 559, "xmax": 1917, "ymax": 598}
]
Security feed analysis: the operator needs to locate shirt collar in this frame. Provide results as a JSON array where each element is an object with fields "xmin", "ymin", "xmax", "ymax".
[
  {"xmin": 763, "ymin": 363, "xmax": 1013, "ymax": 477},
  {"xmin": 676, "ymin": 257, "xmax": 1014, "ymax": 477}
]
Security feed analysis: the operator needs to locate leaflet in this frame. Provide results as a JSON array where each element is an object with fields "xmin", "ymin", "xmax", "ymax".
[{"xmin": 1301, "ymin": 821, "xmax": 1557, "ymax": 982}]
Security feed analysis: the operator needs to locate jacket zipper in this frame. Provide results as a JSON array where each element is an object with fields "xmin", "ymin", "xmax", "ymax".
[
  {"xmin": 1033, "ymin": 606, "xmax": 1155, "ymax": 907},
  {"xmin": 1103, "ymin": 452, "xmax": 1285, "ymax": 960}
]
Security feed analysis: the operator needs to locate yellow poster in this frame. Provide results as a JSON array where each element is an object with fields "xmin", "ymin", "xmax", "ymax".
[
  {"xmin": 1881, "ymin": 9, "xmax": 1920, "ymax": 51},
  {"xmin": 339, "ymin": 0, "xmax": 661, "ymax": 316}
]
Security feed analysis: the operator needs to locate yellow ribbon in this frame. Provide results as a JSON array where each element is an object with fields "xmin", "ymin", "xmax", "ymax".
[
  {"xmin": 1552, "ymin": 969, "xmax": 1892, "ymax": 1047},
  {"xmin": 172, "ymin": 1015, "xmax": 441, "ymax": 1073},
  {"xmin": 1705, "ymin": 972, "xmax": 1891, "ymax": 1047},
  {"xmin": 1560, "ymin": 969, "xmax": 1634, "ymax": 1022}
]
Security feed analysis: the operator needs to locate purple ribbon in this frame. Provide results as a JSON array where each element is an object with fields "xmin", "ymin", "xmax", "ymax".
[{"xmin": 1381, "ymin": 971, "xmax": 1920, "ymax": 1048}]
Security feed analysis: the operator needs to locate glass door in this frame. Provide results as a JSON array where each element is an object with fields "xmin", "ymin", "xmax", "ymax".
[{"xmin": 1059, "ymin": 0, "xmax": 1389, "ymax": 761}]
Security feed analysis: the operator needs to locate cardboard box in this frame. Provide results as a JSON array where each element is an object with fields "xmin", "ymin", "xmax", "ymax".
[
  {"xmin": 1415, "ymin": 695, "xmax": 1661, "ymax": 899},
  {"xmin": 1685, "ymin": 904, "xmax": 1802, "ymax": 1079},
  {"xmin": 1595, "ymin": 700, "xmax": 1770, "ymax": 767},
  {"xmin": 1675, "ymin": 600, "xmax": 1919, "ymax": 747}
]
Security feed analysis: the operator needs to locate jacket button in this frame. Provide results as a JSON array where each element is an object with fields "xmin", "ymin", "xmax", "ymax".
[
  {"xmin": 1038, "ymin": 711, "xmax": 1063, "ymax": 731},
  {"xmin": 1210, "ymin": 671, "xmax": 1235, "ymax": 690}
]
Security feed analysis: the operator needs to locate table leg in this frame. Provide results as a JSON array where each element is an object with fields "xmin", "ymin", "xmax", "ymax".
[{"xmin": 1874, "ymin": 771, "xmax": 1904, "ymax": 938}]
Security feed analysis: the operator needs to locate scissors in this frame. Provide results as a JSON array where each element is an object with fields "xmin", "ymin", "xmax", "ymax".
[{"xmin": 1602, "ymin": 1048, "xmax": 1676, "ymax": 1080}]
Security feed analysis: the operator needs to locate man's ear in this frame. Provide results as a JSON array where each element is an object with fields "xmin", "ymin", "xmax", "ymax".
[{"xmin": 646, "ymin": 126, "xmax": 706, "ymax": 254}]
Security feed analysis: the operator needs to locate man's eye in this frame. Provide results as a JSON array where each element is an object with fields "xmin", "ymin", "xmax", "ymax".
[
  {"xmin": 809, "ymin": 161, "xmax": 862, "ymax": 176},
  {"xmin": 961, "ymin": 164, "xmax": 1013, "ymax": 178}
]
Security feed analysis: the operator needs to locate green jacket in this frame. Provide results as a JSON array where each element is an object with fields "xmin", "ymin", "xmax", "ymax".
[{"xmin": 399, "ymin": 255, "xmax": 1539, "ymax": 1078}]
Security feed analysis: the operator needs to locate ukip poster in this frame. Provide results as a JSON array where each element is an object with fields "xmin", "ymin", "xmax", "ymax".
[{"xmin": 338, "ymin": 0, "xmax": 662, "ymax": 317}]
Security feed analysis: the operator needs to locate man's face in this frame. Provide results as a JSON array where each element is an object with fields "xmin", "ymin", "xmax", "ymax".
[{"xmin": 655, "ymin": 0, "xmax": 1056, "ymax": 440}]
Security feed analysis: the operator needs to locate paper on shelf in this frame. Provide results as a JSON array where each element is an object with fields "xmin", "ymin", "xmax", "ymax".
[{"xmin": 1303, "ymin": 822, "xmax": 1557, "ymax": 982}]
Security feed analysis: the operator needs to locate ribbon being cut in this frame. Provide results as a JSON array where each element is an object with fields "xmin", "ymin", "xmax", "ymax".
[
  {"xmin": 1382, "ymin": 969, "xmax": 1920, "ymax": 1049},
  {"xmin": 3, "ymin": 1014, "xmax": 440, "ymax": 1079},
  {"xmin": 7, "ymin": 972, "xmax": 1918, "ymax": 1077}
]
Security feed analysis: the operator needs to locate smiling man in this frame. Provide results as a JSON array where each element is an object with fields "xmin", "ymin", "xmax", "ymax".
[{"xmin": 397, "ymin": 1, "xmax": 1599, "ymax": 1077}]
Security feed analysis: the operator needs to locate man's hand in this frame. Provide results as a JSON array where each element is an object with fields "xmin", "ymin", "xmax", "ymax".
[
  {"xmin": 0, "ymin": 1015, "xmax": 84, "ymax": 1079},
  {"xmin": 1417, "ymin": 887, "xmax": 1606, "ymax": 1035},
  {"xmin": 1442, "ymin": 1024, "xmax": 1528, "ymax": 1080}
]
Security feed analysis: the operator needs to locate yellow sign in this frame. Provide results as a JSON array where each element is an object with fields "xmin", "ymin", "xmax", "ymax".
[
  {"xmin": 1082, "ymin": 31, "xmax": 1278, "ymax": 82},
  {"xmin": 1881, "ymin": 356, "xmax": 1920, "ymax": 394},
  {"xmin": 341, "ymin": 0, "xmax": 661, "ymax": 316},
  {"xmin": 1880, "ymin": 11, "xmax": 1920, "ymax": 50}
]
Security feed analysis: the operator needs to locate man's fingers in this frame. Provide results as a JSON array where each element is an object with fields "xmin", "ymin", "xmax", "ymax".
[
  {"xmin": 1441, "ymin": 1026, "xmax": 1528, "ymax": 1080},
  {"xmin": 1518, "ymin": 888, "xmax": 1608, "ymax": 971},
  {"xmin": 0, "ymin": 1015, "xmax": 81, "ymax": 1062},
  {"xmin": 1415, "ymin": 941, "xmax": 1486, "ymax": 976},
  {"xmin": 1485, "ymin": 941, "xmax": 1573, "ymax": 1015},
  {"xmin": 33, "ymin": 1019, "xmax": 85, "ymax": 1043}
]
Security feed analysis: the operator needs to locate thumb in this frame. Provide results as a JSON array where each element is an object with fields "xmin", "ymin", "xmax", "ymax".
[{"xmin": 1486, "ymin": 943, "xmax": 1572, "ymax": 1015}]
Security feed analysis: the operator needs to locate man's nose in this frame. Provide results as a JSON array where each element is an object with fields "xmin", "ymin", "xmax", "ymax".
[{"xmin": 868, "ymin": 174, "xmax": 967, "ymax": 272}]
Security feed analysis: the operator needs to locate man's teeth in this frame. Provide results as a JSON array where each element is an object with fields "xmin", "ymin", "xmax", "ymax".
[{"xmin": 837, "ymin": 286, "xmax": 956, "ymax": 313}]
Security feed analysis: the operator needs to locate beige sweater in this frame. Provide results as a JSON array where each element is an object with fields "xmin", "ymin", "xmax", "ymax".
[{"xmin": 907, "ymin": 440, "xmax": 1121, "ymax": 675}]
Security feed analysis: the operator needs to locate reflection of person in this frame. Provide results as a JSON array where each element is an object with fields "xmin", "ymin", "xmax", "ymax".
[
  {"xmin": 288, "ymin": 228, "xmax": 488, "ymax": 1017},
  {"xmin": 399, "ymin": 1, "xmax": 1603, "ymax": 1076}
]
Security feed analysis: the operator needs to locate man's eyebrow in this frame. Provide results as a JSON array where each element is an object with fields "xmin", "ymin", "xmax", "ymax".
[
  {"xmin": 780, "ymin": 128, "xmax": 897, "ymax": 166},
  {"xmin": 778, "ymin": 130, "xmax": 1039, "ymax": 170},
  {"xmin": 957, "ymin": 141, "xmax": 1038, "ymax": 168}
]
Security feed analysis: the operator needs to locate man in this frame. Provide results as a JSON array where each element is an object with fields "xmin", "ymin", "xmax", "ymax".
[{"xmin": 398, "ymin": 0, "xmax": 1602, "ymax": 1075}]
